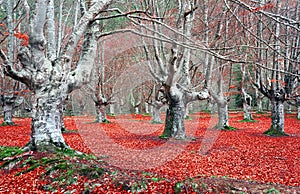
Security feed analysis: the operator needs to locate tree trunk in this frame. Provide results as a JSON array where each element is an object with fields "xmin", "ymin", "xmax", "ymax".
[
  {"xmin": 151, "ymin": 101, "xmax": 164, "ymax": 123},
  {"xmin": 297, "ymin": 106, "xmax": 300, "ymax": 120},
  {"xmin": 242, "ymin": 90, "xmax": 253, "ymax": 121},
  {"xmin": 135, "ymin": 107, "xmax": 139, "ymax": 114},
  {"xmin": 95, "ymin": 103, "xmax": 108, "ymax": 123},
  {"xmin": 216, "ymin": 101, "xmax": 229, "ymax": 129},
  {"xmin": 264, "ymin": 97, "xmax": 287, "ymax": 136},
  {"xmin": 109, "ymin": 104, "xmax": 115, "ymax": 115},
  {"xmin": 160, "ymin": 86, "xmax": 186, "ymax": 139},
  {"xmin": 26, "ymin": 89, "xmax": 68, "ymax": 151},
  {"xmin": 145, "ymin": 102, "xmax": 149, "ymax": 114},
  {"xmin": 1, "ymin": 94, "xmax": 15, "ymax": 126},
  {"xmin": 243, "ymin": 102, "xmax": 253, "ymax": 121},
  {"xmin": 257, "ymin": 95, "xmax": 263, "ymax": 113}
]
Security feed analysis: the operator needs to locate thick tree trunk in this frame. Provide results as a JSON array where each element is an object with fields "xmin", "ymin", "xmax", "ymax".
[
  {"xmin": 264, "ymin": 98, "xmax": 287, "ymax": 136},
  {"xmin": 216, "ymin": 102, "xmax": 229, "ymax": 129},
  {"xmin": 95, "ymin": 103, "xmax": 108, "ymax": 123},
  {"xmin": 1, "ymin": 94, "xmax": 16, "ymax": 126},
  {"xmin": 243, "ymin": 102, "xmax": 253, "ymax": 121},
  {"xmin": 26, "ymin": 89, "xmax": 68, "ymax": 151},
  {"xmin": 160, "ymin": 86, "xmax": 186, "ymax": 139}
]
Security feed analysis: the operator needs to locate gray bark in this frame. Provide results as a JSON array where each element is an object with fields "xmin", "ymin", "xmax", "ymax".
[
  {"xmin": 298, "ymin": 106, "xmax": 300, "ymax": 120},
  {"xmin": 264, "ymin": 93, "xmax": 286, "ymax": 135},
  {"xmin": 217, "ymin": 102, "xmax": 229, "ymax": 129},
  {"xmin": 95, "ymin": 103, "xmax": 108, "ymax": 123},
  {"xmin": 161, "ymin": 86, "xmax": 186, "ymax": 139},
  {"xmin": 150, "ymin": 101, "xmax": 164, "ymax": 123},
  {"xmin": 109, "ymin": 104, "xmax": 115, "ymax": 115},
  {"xmin": 1, "ymin": 94, "xmax": 16, "ymax": 125}
]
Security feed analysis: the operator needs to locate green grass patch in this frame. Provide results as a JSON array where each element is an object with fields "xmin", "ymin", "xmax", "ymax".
[
  {"xmin": 0, "ymin": 146, "xmax": 23, "ymax": 160},
  {"xmin": 239, "ymin": 119, "xmax": 258, "ymax": 123}
]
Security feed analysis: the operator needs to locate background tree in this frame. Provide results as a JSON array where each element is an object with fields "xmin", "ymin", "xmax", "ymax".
[
  {"xmin": 139, "ymin": 0, "xmax": 209, "ymax": 139},
  {"xmin": 228, "ymin": 0, "xmax": 300, "ymax": 135}
]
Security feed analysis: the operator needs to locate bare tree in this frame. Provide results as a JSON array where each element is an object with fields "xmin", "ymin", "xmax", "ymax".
[
  {"xmin": 0, "ymin": 0, "xmax": 113, "ymax": 151},
  {"xmin": 140, "ymin": 0, "xmax": 209, "ymax": 139}
]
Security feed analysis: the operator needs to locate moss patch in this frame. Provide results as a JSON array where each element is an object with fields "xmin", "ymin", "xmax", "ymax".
[
  {"xmin": 263, "ymin": 128, "xmax": 289, "ymax": 136},
  {"xmin": 239, "ymin": 119, "xmax": 258, "ymax": 123}
]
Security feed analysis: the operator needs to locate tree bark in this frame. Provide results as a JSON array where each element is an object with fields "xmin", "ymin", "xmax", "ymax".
[
  {"xmin": 264, "ymin": 91, "xmax": 287, "ymax": 136},
  {"xmin": 241, "ymin": 90, "xmax": 253, "ymax": 120},
  {"xmin": 160, "ymin": 86, "xmax": 186, "ymax": 139},
  {"xmin": 151, "ymin": 101, "xmax": 164, "ymax": 123},
  {"xmin": 95, "ymin": 103, "xmax": 108, "ymax": 123},
  {"xmin": 27, "ymin": 88, "xmax": 68, "ymax": 151},
  {"xmin": 1, "ymin": 94, "xmax": 16, "ymax": 125},
  {"xmin": 298, "ymin": 106, "xmax": 300, "ymax": 120},
  {"xmin": 216, "ymin": 100, "xmax": 229, "ymax": 129},
  {"xmin": 256, "ymin": 93, "xmax": 263, "ymax": 113}
]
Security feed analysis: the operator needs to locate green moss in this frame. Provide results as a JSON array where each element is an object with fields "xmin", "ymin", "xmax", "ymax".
[
  {"xmin": 263, "ymin": 128, "xmax": 289, "ymax": 136},
  {"xmin": 265, "ymin": 188, "xmax": 280, "ymax": 194},
  {"xmin": 151, "ymin": 120, "xmax": 163, "ymax": 124},
  {"xmin": 159, "ymin": 133, "xmax": 170, "ymax": 139},
  {"xmin": 1, "ymin": 122, "xmax": 15, "ymax": 126},
  {"xmin": 223, "ymin": 126, "xmax": 236, "ymax": 131},
  {"xmin": 0, "ymin": 146, "xmax": 23, "ymax": 160},
  {"xmin": 185, "ymin": 115, "xmax": 192, "ymax": 120},
  {"xmin": 239, "ymin": 119, "xmax": 257, "ymax": 123}
]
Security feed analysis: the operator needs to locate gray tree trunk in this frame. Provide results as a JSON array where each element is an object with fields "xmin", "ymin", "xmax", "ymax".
[
  {"xmin": 28, "ymin": 88, "xmax": 68, "ymax": 150},
  {"xmin": 241, "ymin": 89, "xmax": 253, "ymax": 120},
  {"xmin": 95, "ymin": 103, "xmax": 108, "ymax": 123},
  {"xmin": 256, "ymin": 93, "xmax": 263, "ymax": 113},
  {"xmin": 243, "ymin": 102, "xmax": 253, "ymax": 121},
  {"xmin": 109, "ymin": 104, "xmax": 115, "ymax": 115},
  {"xmin": 1, "ymin": 94, "xmax": 16, "ymax": 125},
  {"xmin": 161, "ymin": 86, "xmax": 186, "ymax": 139},
  {"xmin": 151, "ymin": 101, "xmax": 164, "ymax": 123},
  {"xmin": 264, "ymin": 98, "xmax": 286, "ymax": 135},
  {"xmin": 298, "ymin": 106, "xmax": 300, "ymax": 120},
  {"xmin": 216, "ymin": 100, "xmax": 229, "ymax": 129}
]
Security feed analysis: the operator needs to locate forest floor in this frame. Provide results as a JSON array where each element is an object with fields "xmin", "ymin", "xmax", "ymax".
[{"xmin": 0, "ymin": 112, "xmax": 299, "ymax": 193}]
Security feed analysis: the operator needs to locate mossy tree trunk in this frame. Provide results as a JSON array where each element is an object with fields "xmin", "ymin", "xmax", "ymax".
[
  {"xmin": 161, "ymin": 86, "xmax": 186, "ymax": 139},
  {"xmin": 264, "ymin": 91, "xmax": 287, "ymax": 136},
  {"xmin": 27, "ymin": 88, "xmax": 69, "ymax": 151}
]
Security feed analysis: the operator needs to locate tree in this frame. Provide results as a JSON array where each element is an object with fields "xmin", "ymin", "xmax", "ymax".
[
  {"xmin": 228, "ymin": 0, "xmax": 300, "ymax": 135},
  {"xmin": 139, "ymin": 0, "xmax": 209, "ymax": 139},
  {"xmin": 0, "ymin": 0, "xmax": 113, "ymax": 151}
]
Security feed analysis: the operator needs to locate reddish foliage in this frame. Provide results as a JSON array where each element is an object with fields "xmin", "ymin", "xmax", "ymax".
[
  {"xmin": 0, "ymin": 113, "xmax": 299, "ymax": 192},
  {"xmin": 14, "ymin": 32, "xmax": 29, "ymax": 46}
]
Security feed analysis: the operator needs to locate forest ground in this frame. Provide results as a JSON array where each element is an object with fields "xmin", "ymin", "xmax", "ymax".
[{"xmin": 0, "ymin": 112, "xmax": 299, "ymax": 193}]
